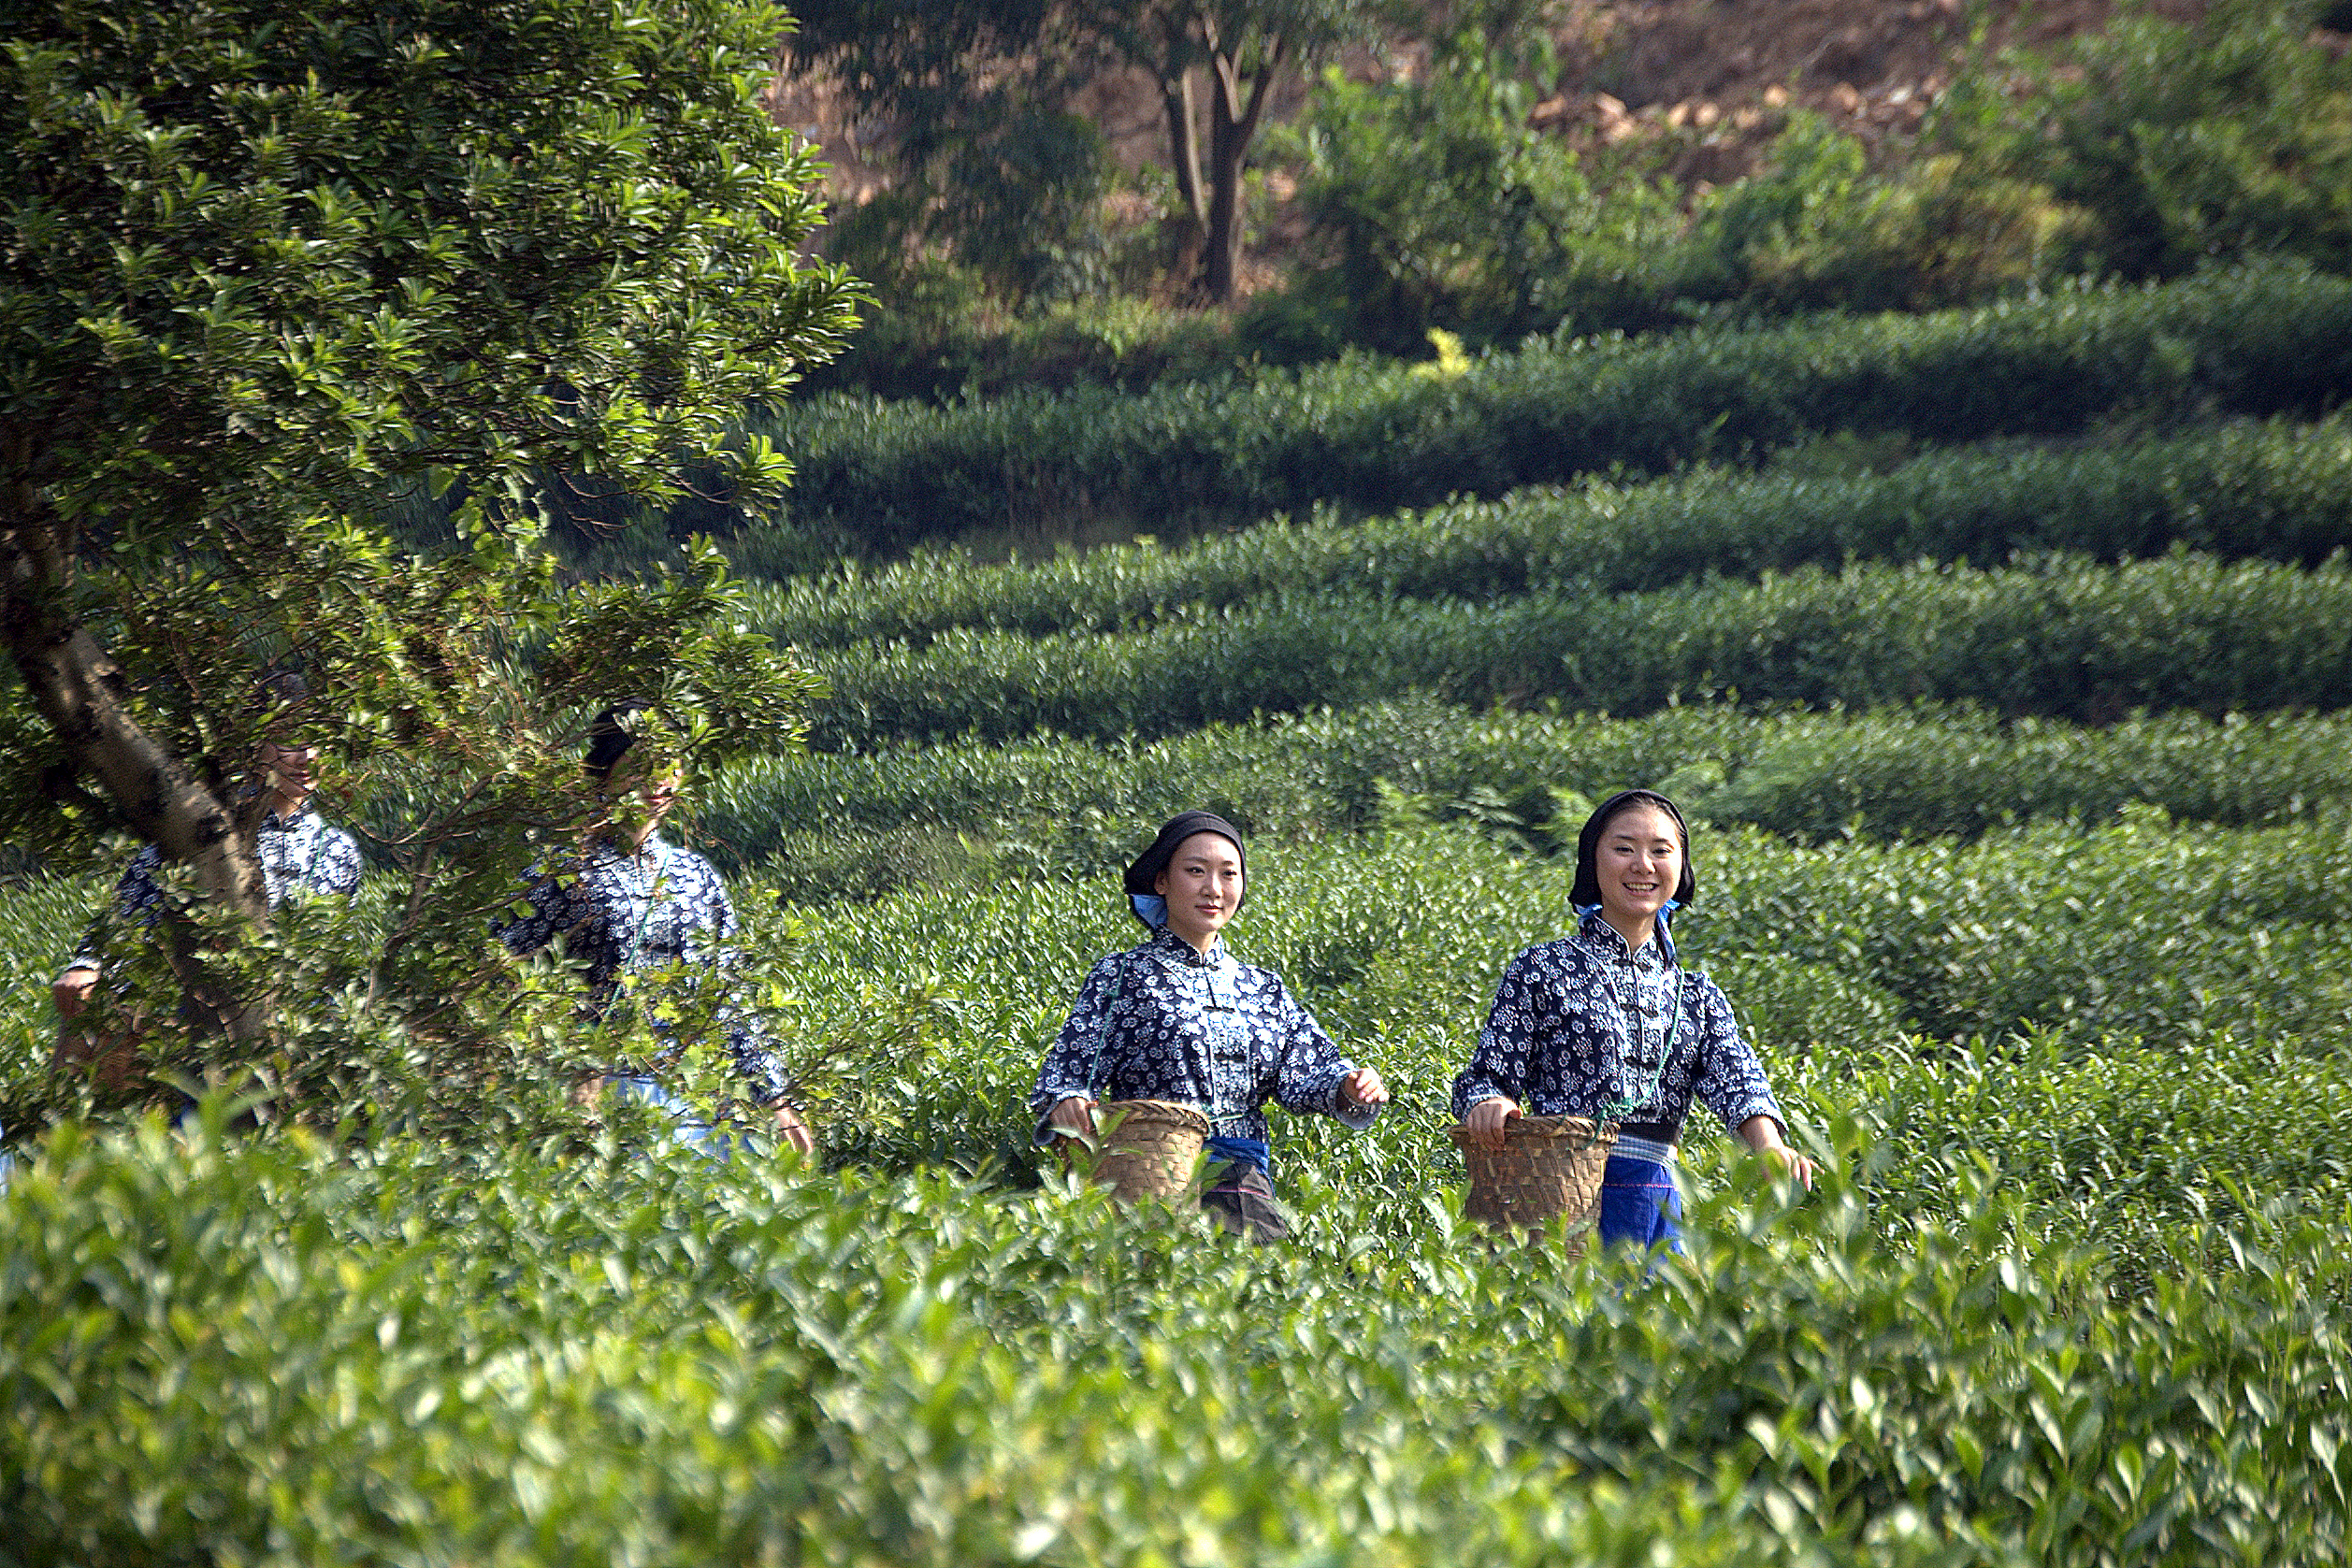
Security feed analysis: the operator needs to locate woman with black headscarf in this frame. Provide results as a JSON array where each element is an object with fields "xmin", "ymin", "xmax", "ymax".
[
  {"xmin": 1031, "ymin": 811, "xmax": 1388, "ymax": 1242},
  {"xmin": 1452, "ymin": 789, "xmax": 1812, "ymax": 1254},
  {"xmin": 498, "ymin": 705, "xmax": 813, "ymax": 1158}
]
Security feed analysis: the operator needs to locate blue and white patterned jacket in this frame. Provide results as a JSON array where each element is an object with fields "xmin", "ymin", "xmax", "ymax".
[
  {"xmin": 65, "ymin": 805, "xmax": 363, "ymax": 974},
  {"xmin": 1031, "ymin": 928, "xmax": 1378, "ymax": 1147},
  {"xmin": 496, "ymin": 833, "xmax": 788, "ymax": 1104},
  {"xmin": 1451, "ymin": 913, "xmax": 1783, "ymax": 1140}
]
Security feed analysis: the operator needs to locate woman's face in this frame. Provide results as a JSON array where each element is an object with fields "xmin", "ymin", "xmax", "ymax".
[
  {"xmin": 253, "ymin": 738, "xmax": 320, "ymax": 810},
  {"xmin": 604, "ymin": 758, "xmax": 684, "ymax": 844},
  {"xmin": 1594, "ymin": 803, "xmax": 1683, "ymax": 940},
  {"xmin": 1154, "ymin": 832, "xmax": 1243, "ymax": 950}
]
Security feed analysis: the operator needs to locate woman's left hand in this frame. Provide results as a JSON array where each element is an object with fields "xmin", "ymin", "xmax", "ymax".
[
  {"xmin": 1338, "ymin": 1067, "xmax": 1389, "ymax": 1109},
  {"xmin": 1738, "ymin": 1115, "xmax": 1816, "ymax": 1187}
]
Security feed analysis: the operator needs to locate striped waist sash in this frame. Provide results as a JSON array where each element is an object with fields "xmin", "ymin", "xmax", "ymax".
[{"xmin": 1609, "ymin": 1132, "xmax": 1680, "ymax": 1166}]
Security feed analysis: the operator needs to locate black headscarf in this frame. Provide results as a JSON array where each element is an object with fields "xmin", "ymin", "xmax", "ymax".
[
  {"xmin": 1570, "ymin": 789, "xmax": 1696, "ymax": 910},
  {"xmin": 583, "ymin": 702, "xmax": 647, "ymax": 783},
  {"xmin": 1122, "ymin": 811, "xmax": 1248, "ymax": 929}
]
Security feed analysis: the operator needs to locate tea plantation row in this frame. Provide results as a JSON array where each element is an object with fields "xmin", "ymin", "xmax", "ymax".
[
  {"xmin": 804, "ymin": 552, "xmax": 2352, "ymax": 747},
  {"xmin": 686, "ymin": 700, "xmax": 2352, "ymax": 887},
  {"xmin": 744, "ymin": 414, "xmax": 2352, "ymax": 650},
  {"xmin": 756, "ymin": 265, "xmax": 2352, "ymax": 548}
]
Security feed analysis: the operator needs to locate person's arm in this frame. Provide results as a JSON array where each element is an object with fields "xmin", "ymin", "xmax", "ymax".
[
  {"xmin": 1267, "ymin": 978, "xmax": 1386, "ymax": 1130},
  {"xmin": 1738, "ymin": 1115, "xmax": 1815, "ymax": 1187},
  {"xmin": 1690, "ymin": 979, "xmax": 1816, "ymax": 1187},
  {"xmin": 1454, "ymin": 952, "xmax": 1543, "ymax": 1151},
  {"xmin": 1032, "ymin": 957, "xmax": 1127, "ymax": 1142}
]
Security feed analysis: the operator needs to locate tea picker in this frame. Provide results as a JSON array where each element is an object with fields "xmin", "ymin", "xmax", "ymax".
[
  {"xmin": 1032, "ymin": 811, "xmax": 1389, "ymax": 1242},
  {"xmin": 1452, "ymin": 790, "xmax": 1814, "ymax": 1253}
]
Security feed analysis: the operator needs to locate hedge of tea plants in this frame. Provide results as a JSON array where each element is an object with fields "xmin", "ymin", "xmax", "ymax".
[
  {"xmin": 801, "ymin": 552, "xmax": 2352, "ymax": 747},
  {"xmin": 743, "ymin": 414, "xmax": 2352, "ymax": 650},
  {"xmin": 753, "ymin": 264, "xmax": 2352, "ymax": 549},
  {"xmin": 682, "ymin": 700, "xmax": 2352, "ymax": 885},
  {"xmin": 7, "ymin": 813, "xmax": 2352, "ymax": 1565}
]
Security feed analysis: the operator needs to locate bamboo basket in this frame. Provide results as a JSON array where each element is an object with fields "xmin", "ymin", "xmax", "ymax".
[
  {"xmin": 1089, "ymin": 1099, "xmax": 1212, "ymax": 1203},
  {"xmin": 1449, "ymin": 1115, "xmax": 1616, "ymax": 1251}
]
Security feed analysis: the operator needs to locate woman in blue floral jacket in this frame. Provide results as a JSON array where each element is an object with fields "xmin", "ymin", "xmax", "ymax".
[
  {"xmin": 1453, "ymin": 789, "xmax": 1813, "ymax": 1253},
  {"xmin": 1032, "ymin": 811, "xmax": 1388, "ymax": 1241}
]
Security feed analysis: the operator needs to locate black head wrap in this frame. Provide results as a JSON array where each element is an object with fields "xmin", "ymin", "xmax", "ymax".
[
  {"xmin": 1122, "ymin": 811, "xmax": 1248, "ymax": 928},
  {"xmin": 583, "ymin": 702, "xmax": 647, "ymax": 783},
  {"xmin": 1570, "ymin": 789, "xmax": 1696, "ymax": 910}
]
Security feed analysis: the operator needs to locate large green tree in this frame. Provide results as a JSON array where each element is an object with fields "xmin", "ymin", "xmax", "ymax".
[{"xmin": 0, "ymin": 1, "xmax": 858, "ymax": 1049}]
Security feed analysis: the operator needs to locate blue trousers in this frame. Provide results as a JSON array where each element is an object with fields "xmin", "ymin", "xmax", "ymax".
[
  {"xmin": 606, "ymin": 1075, "xmax": 734, "ymax": 1164},
  {"xmin": 1596, "ymin": 1154, "xmax": 1683, "ymax": 1254}
]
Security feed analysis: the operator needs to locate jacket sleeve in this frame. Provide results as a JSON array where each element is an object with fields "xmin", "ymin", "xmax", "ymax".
[
  {"xmin": 60, "ymin": 847, "xmax": 165, "ymax": 977},
  {"xmin": 493, "ymin": 870, "xmax": 578, "ymax": 959},
  {"xmin": 1687, "ymin": 975, "xmax": 1785, "ymax": 1135},
  {"xmin": 1268, "ymin": 978, "xmax": 1378, "ymax": 1130},
  {"xmin": 1451, "ymin": 949, "xmax": 1542, "ymax": 1120},
  {"xmin": 1030, "ymin": 955, "xmax": 1128, "ymax": 1130}
]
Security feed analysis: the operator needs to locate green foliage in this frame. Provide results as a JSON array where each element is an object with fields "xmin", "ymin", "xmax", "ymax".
[
  {"xmin": 741, "ymin": 414, "xmax": 2352, "ymax": 648},
  {"xmin": 677, "ymin": 701, "xmax": 2352, "ymax": 885},
  {"xmin": 1687, "ymin": 115, "xmax": 2079, "ymax": 313},
  {"xmin": 10, "ymin": 813, "xmax": 2352, "ymax": 1562},
  {"xmin": 1293, "ymin": 33, "xmax": 1681, "ymax": 351},
  {"xmin": 757, "ymin": 266, "xmax": 2352, "ymax": 550},
  {"xmin": 801, "ymin": 553, "xmax": 2352, "ymax": 748},
  {"xmin": 1942, "ymin": 0, "xmax": 2352, "ymax": 279},
  {"xmin": 0, "ymin": 0, "xmax": 849, "ymax": 1105}
]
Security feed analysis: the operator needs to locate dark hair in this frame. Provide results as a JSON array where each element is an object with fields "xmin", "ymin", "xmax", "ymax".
[
  {"xmin": 1570, "ymin": 790, "xmax": 1696, "ymax": 909},
  {"xmin": 583, "ymin": 703, "xmax": 646, "ymax": 783}
]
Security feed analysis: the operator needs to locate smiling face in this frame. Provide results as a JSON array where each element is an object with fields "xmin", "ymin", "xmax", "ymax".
[
  {"xmin": 1154, "ymin": 831, "xmax": 1244, "ymax": 952},
  {"xmin": 253, "ymin": 738, "xmax": 320, "ymax": 813},
  {"xmin": 603, "ymin": 757, "xmax": 684, "ymax": 850},
  {"xmin": 1593, "ymin": 802, "xmax": 1684, "ymax": 948}
]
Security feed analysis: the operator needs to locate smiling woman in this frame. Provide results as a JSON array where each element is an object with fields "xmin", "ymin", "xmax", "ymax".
[
  {"xmin": 1453, "ymin": 789, "xmax": 1815, "ymax": 1255},
  {"xmin": 1032, "ymin": 811, "xmax": 1390, "ymax": 1242}
]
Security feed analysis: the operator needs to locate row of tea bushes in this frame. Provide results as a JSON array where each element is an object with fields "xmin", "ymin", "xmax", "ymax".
[
  {"xmin": 743, "ymin": 415, "xmax": 2352, "ymax": 650},
  {"xmin": 696, "ymin": 700, "xmax": 2352, "ymax": 881},
  {"xmin": 756, "ymin": 265, "xmax": 2352, "ymax": 548},
  {"xmin": 806, "ymin": 553, "xmax": 2352, "ymax": 747},
  {"xmin": 5, "ymin": 1113, "xmax": 2345, "ymax": 1566}
]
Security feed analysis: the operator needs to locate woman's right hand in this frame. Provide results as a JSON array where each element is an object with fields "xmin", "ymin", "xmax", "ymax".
[
  {"xmin": 1463, "ymin": 1095, "xmax": 1522, "ymax": 1152},
  {"xmin": 1047, "ymin": 1096, "xmax": 1099, "ymax": 1139}
]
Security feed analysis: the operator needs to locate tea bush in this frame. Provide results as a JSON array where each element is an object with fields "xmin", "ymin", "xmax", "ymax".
[
  {"xmin": 5, "ymin": 1115, "xmax": 2346, "ymax": 1567},
  {"xmin": 743, "ymin": 414, "xmax": 2352, "ymax": 649},
  {"xmin": 756, "ymin": 265, "xmax": 2352, "ymax": 549},
  {"xmin": 805, "ymin": 553, "xmax": 2352, "ymax": 747}
]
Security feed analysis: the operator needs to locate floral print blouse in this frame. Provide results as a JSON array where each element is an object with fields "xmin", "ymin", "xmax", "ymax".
[
  {"xmin": 1031, "ymin": 928, "xmax": 1379, "ymax": 1148},
  {"xmin": 1450, "ymin": 913, "xmax": 1783, "ymax": 1141},
  {"xmin": 495, "ymin": 833, "xmax": 788, "ymax": 1105},
  {"xmin": 65, "ymin": 806, "xmax": 363, "ymax": 973}
]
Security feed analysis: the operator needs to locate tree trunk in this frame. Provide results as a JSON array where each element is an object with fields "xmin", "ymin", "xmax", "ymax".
[
  {"xmin": 1200, "ymin": 33, "xmax": 1287, "ymax": 303},
  {"xmin": 0, "ymin": 468, "xmax": 271, "ymax": 1039},
  {"xmin": 1163, "ymin": 68, "xmax": 1206, "ymax": 231}
]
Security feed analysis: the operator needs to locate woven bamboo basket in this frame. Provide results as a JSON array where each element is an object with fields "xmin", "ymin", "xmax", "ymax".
[
  {"xmin": 1450, "ymin": 1115, "xmax": 1616, "ymax": 1250},
  {"xmin": 1089, "ymin": 1099, "xmax": 1212, "ymax": 1203}
]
